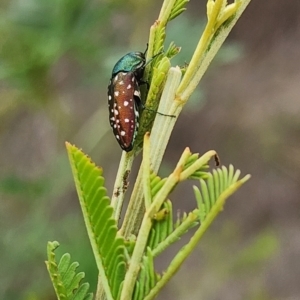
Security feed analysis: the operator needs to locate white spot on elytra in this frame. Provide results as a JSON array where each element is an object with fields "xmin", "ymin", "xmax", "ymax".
[
  {"xmin": 108, "ymin": 95, "xmax": 112, "ymax": 100},
  {"xmin": 114, "ymin": 109, "xmax": 119, "ymax": 115},
  {"xmin": 127, "ymin": 84, "xmax": 131, "ymax": 89},
  {"xmin": 114, "ymin": 91, "xmax": 119, "ymax": 96},
  {"xmin": 110, "ymin": 117, "xmax": 115, "ymax": 121},
  {"xmin": 125, "ymin": 118, "xmax": 129, "ymax": 123},
  {"xmin": 124, "ymin": 101, "xmax": 129, "ymax": 106},
  {"xmin": 116, "ymin": 135, "xmax": 120, "ymax": 140},
  {"xmin": 134, "ymin": 90, "xmax": 140, "ymax": 97},
  {"xmin": 119, "ymin": 80, "xmax": 124, "ymax": 85},
  {"xmin": 121, "ymin": 131, "xmax": 126, "ymax": 136}
]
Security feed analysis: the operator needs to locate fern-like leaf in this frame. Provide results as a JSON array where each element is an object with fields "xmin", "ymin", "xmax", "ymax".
[
  {"xmin": 182, "ymin": 152, "xmax": 211, "ymax": 179},
  {"xmin": 133, "ymin": 248, "xmax": 160, "ymax": 300},
  {"xmin": 169, "ymin": 0, "xmax": 189, "ymax": 21},
  {"xmin": 145, "ymin": 152, "xmax": 212, "ymax": 256},
  {"xmin": 193, "ymin": 164, "xmax": 249, "ymax": 222},
  {"xmin": 142, "ymin": 166, "xmax": 250, "ymax": 299},
  {"xmin": 46, "ymin": 241, "xmax": 93, "ymax": 300},
  {"xmin": 147, "ymin": 171, "xmax": 198, "ymax": 257},
  {"xmin": 165, "ymin": 41, "xmax": 181, "ymax": 59},
  {"xmin": 148, "ymin": 199, "xmax": 173, "ymax": 250},
  {"xmin": 66, "ymin": 143, "xmax": 126, "ymax": 300}
]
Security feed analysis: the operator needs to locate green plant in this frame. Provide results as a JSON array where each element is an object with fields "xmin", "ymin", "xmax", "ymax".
[{"xmin": 46, "ymin": 0, "xmax": 252, "ymax": 299}]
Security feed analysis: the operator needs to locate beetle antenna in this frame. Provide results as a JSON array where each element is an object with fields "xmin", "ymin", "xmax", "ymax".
[
  {"xmin": 144, "ymin": 43, "xmax": 149, "ymax": 55},
  {"xmin": 142, "ymin": 105, "xmax": 175, "ymax": 118},
  {"xmin": 145, "ymin": 51, "xmax": 163, "ymax": 67}
]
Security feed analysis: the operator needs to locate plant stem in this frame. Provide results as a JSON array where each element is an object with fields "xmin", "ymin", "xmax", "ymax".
[
  {"xmin": 177, "ymin": 0, "xmax": 251, "ymax": 102},
  {"xmin": 111, "ymin": 151, "xmax": 134, "ymax": 221},
  {"xmin": 152, "ymin": 210, "xmax": 199, "ymax": 257}
]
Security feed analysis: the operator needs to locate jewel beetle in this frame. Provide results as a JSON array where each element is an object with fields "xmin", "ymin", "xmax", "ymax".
[{"xmin": 108, "ymin": 50, "xmax": 148, "ymax": 152}]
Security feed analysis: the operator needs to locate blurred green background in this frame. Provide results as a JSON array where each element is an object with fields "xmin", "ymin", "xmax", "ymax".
[{"xmin": 1, "ymin": 0, "xmax": 299, "ymax": 299}]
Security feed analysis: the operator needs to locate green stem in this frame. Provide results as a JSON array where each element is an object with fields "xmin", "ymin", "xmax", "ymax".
[
  {"xmin": 179, "ymin": 150, "xmax": 217, "ymax": 181},
  {"xmin": 143, "ymin": 132, "xmax": 152, "ymax": 210},
  {"xmin": 176, "ymin": 0, "xmax": 223, "ymax": 97},
  {"xmin": 158, "ymin": 0, "xmax": 177, "ymax": 23},
  {"xmin": 148, "ymin": 67, "xmax": 182, "ymax": 165},
  {"xmin": 152, "ymin": 210, "xmax": 199, "ymax": 257},
  {"xmin": 177, "ymin": 0, "xmax": 251, "ymax": 102},
  {"xmin": 111, "ymin": 151, "xmax": 134, "ymax": 221},
  {"xmin": 95, "ymin": 277, "xmax": 106, "ymax": 300}
]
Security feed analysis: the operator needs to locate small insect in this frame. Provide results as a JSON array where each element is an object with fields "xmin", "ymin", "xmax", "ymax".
[{"xmin": 108, "ymin": 50, "xmax": 147, "ymax": 152}]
